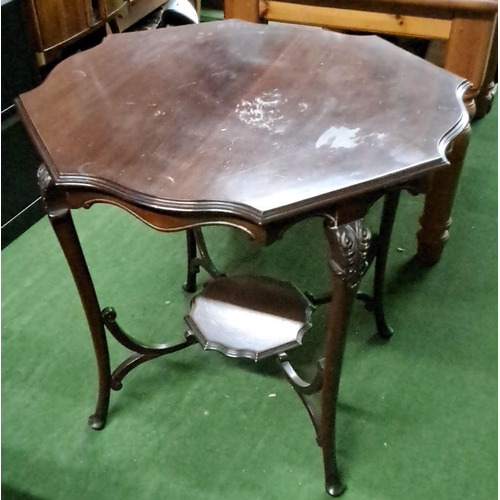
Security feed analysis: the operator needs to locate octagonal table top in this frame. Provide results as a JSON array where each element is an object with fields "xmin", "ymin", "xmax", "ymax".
[{"xmin": 17, "ymin": 20, "xmax": 468, "ymax": 224}]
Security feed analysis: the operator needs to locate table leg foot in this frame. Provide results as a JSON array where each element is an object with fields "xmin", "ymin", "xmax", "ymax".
[
  {"xmin": 415, "ymin": 228, "xmax": 450, "ymax": 268},
  {"xmin": 325, "ymin": 475, "xmax": 346, "ymax": 497},
  {"xmin": 88, "ymin": 414, "xmax": 106, "ymax": 430},
  {"xmin": 374, "ymin": 319, "xmax": 394, "ymax": 340}
]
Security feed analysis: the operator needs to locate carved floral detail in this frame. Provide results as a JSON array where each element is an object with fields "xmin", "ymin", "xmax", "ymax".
[{"xmin": 325, "ymin": 219, "xmax": 371, "ymax": 289}]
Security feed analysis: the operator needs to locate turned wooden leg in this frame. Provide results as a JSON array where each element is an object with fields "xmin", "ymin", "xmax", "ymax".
[
  {"xmin": 224, "ymin": 0, "xmax": 261, "ymax": 22},
  {"xmin": 416, "ymin": 126, "xmax": 471, "ymax": 267},
  {"xmin": 475, "ymin": 23, "xmax": 498, "ymax": 120},
  {"xmin": 444, "ymin": 17, "xmax": 496, "ymax": 119},
  {"xmin": 321, "ymin": 218, "xmax": 371, "ymax": 496},
  {"xmin": 416, "ymin": 16, "xmax": 494, "ymax": 265},
  {"xmin": 38, "ymin": 165, "xmax": 111, "ymax": 430}
]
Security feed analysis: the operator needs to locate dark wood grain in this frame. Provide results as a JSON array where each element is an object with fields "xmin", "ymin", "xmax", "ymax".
[{"xmin": 17, "ymin": 20, "xmax": 468, "ymax": 224}]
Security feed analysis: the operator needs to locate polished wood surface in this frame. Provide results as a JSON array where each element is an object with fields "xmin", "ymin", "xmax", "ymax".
[{"xmin": 18, "ymin": 21, "xmax": 467, "ymax": 224}]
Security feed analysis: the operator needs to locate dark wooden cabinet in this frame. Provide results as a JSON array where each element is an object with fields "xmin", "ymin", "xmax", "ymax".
[
  {"xmin": 24, "ymin": 0, "xmax": 129, "ymax": 65},
  {"xmin": 2, "ymin": 0, "xmax": 43, "ymax": 249}
]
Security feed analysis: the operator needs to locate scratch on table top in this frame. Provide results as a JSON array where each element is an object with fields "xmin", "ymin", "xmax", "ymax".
[
  {"xmin": 228, "ymin": 165, "xmax": 261, "ymax": 176},
  {"xmin": 220, "ymin": 153, "xmax": 296, "ymax": 179},
  {"xmin": 177, "ymin": 81, "xmax": 199, "ymax": 90}
]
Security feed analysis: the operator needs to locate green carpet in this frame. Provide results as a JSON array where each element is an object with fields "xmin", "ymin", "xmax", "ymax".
[{"xmin": 2, "ymin": 101, "xmax": 497, "ymax": 500}]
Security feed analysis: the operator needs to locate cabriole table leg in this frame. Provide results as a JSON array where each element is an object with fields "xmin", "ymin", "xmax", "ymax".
[
  {"xmin": 372, "ymin": 190, "xmax": 400, "ymax": 339},
  {"xmin": 321, "ymin": 218, "xmax": 371, "ymax": 496},
  {"xmin": 38, "ymin": 165, "xmax": 111, "ymax": 430}
]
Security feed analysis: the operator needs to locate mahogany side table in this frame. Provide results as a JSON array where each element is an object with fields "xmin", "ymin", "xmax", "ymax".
[{"xmin": 16, "ymin": 20, "xmax": 469, "ymax": 497}]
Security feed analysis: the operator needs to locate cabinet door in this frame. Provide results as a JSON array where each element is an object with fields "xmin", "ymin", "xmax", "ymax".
[
  {"xmin": 26, "ymin": 0, "xmax": 128, "ymax": 54},
  {"xmin": 27, "ymin": 0, "xmax": 92, "ymax": 51},
  {"xmin": 106, "ymin": 0, "xmax": 128, "ymax": 17}
]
